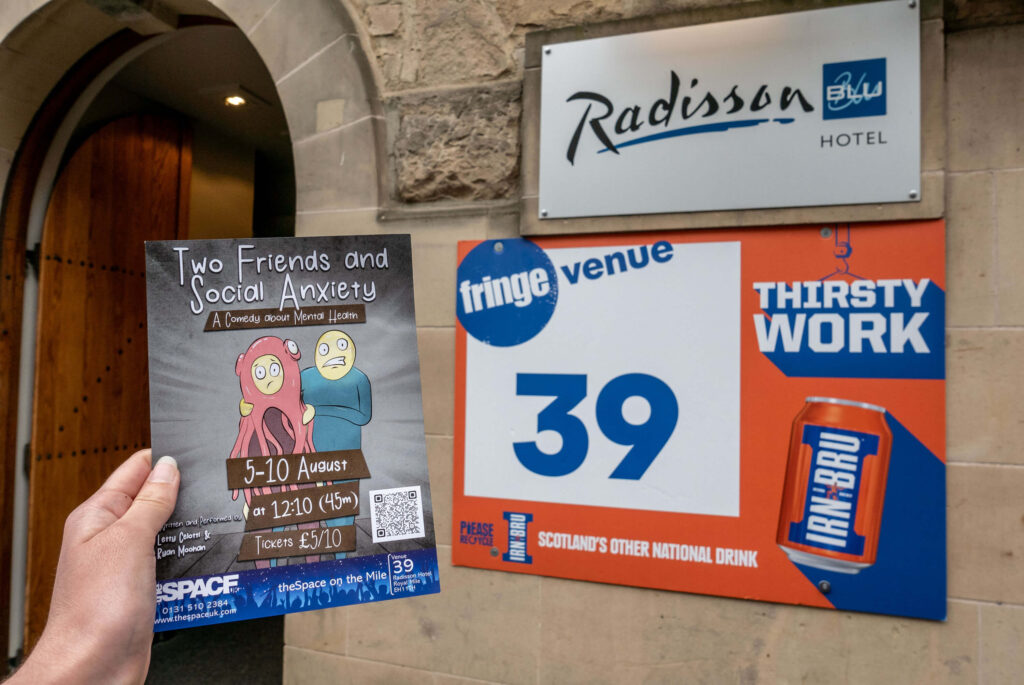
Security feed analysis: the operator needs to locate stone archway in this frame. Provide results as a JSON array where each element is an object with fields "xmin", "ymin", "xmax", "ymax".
[
  {"xmin": 221, "ymin": 0, "xmax": 387, "ymax": 215},
  {"xmin": 0, "ymin": 0, "xmax": 386, "ymax": 231},
  {"xmin": 0, "ymin": 0, "xmax": 384, "ymax": 656}
]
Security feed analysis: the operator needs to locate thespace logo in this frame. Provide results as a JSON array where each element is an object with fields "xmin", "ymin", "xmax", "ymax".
[
  {"xmin": 157, "ymin": 574, "xmax": 239, "ymax": 602},
  {"xmin": 822, "ymin": 58, "xmax": 886, "ymax": 120}
]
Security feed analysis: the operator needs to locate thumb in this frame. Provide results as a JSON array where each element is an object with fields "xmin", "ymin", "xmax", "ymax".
[{"xmin": 121, "ymin": 455, "xmax": 180, "ymax": 535}]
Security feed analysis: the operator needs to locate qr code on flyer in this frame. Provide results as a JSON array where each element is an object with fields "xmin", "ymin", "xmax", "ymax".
[{"xmin": 370, "ymin": 486, "xmax": 426, "ymax": 543}]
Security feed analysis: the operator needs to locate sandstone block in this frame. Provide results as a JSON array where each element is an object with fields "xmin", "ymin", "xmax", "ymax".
[
  {"xmin": 498, "ymin": 0, "xmax": 628, "ymax": 33},
  {"xmin": 920, "ymin": 19, "xmax": 945, "ymax": 171},
  {"xmin": 946, "ymin": 0, "xmax": 1024, "ymax": 30},
  {"xmin": 948, "ymin": 330, "xmax": 1024, "ymax": 465},
  {"xmin": 0, "ymin": 0, "xmax": 48, "ymax": 44},
  {"xmin": 295, "ymin": 210, "xmax": 384, "ymax": 238},
  {"xmin": 427, "ymin": 436, "xmax": 452, "ymax": 546},
  {"xmin": 521, "ymin": 66, "xmax": 540, "ymax": 197},
  {"xmin": 346, "ymin": 546, "xmax": 541, "ymax": 684},
  {"xmin": 283, "ymin": 646, "xmax": 434, "ymax": 684},
  {"xmin": 947, "ymin": 462, "xmax": 1024, "ymax": 602},
  {"xmin": 947, "ymin": 24, "xmax": 1024, "ymax": 171},
  {"xmin": 211, "ymin": 0, "xmax": 278, "ymax": 33},
  {"xmin": 995, "ymin": 170, "xmax": 1024, "ymax": 325},
  {"xmin": 945, "ymin": 172, "xmax": 996, "ymax": 327},
  {"xmin": 2, "ymin": 2, "xmax": 92, "ymax": 54},
  {"xmin": 403, "ymin": 214, "xmax": 491, "ymax": 326},
  {"xmin": 410, "ymin": 1, "xmax": 516, "ymax": 87},
  {"xmin": 366, "ymin": 3, "xmax": 402, "ymax": 36},
  {"xmin": 316, "ymin": 99, "xmax": 347, "ymax": 133},
  {"xmin": 0, "ymin": 47, "xmax": 64, "ymax": 106},
  {"xmin": 246, "ymin": 0, "xmax": 352, "ymax": 82},
  {"xmin": 293, "ymin": 209, "xmax": 514, "ymax": 327},
  {"xmin": 0, "ymin": 94, "xmax": 36, "ymax": 151},
  {"xmin": 275, "ymin": 29, "xmax": 375, "ymax": 141},
  {"xmin": 417, "ymin": 327, "xmax": 454, "ymax": 436},
  {"xmin": 387, "ymin": 84, "xmax": 521, "ymax": 203},
  {"xmin": 293, "ymin": 118, "xmax": 379, "ymax": 212},
  {"xmin": 538, "ymin": 577, "xmax": 976, "ymax": 684},
  {"xmin": 485, "ymin": 209, "xmax": 522, "ymax": 240},
  {"xmin": 284, "ymin": 607, "xmax": 346, "ymax": 656},
  {"xmin": 980, "ymin": 604, "xmax": 1024, "ymax": 684}
]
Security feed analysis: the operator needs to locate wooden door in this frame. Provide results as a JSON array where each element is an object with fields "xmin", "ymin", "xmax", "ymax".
[{"xmin": 25, "ymin": 114, "xmax": 190, "ymax": 649}]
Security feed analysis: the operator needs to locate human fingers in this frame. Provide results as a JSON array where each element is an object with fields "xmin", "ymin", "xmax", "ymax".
[
  {"xmin": 102, "ymin": 448, "xmax": 154, "ymax": 496},
  {"xmin": 118, "ymin": 455, "xmax": 180, "ymax": 537},
  {"xmin": 63, "ymin": 449, "xmax": 154, "ymax": 546}
]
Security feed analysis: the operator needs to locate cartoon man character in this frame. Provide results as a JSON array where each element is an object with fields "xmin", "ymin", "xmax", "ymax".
[{"xmin": 301, "ymin": 330, "xmax": 371, "ymax": 558}]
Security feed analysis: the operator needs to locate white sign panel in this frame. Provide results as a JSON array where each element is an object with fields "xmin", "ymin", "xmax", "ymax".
[
  {"xmin": 463, "ymin": 241, "xmax": 740, "ymax": 516},
  {"xmin": 538, "ymin": 0, "xmax": 920, "ymax": 218}
]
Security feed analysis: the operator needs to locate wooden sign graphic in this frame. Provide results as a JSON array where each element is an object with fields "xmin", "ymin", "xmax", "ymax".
[
  {"xmin": 237, "ymin": 526, "xmax": 356, "ymax": 561},
  {"xmin": 203, "ymin": 304, "xmax": 366, "ymax": 331},
  {"xmin": 244, "ymin": 482, "xmax": 359, "ymax": 530},
  {"xmin": 226, "ymin": 450, "xmax": 370, "ymax": 488}
]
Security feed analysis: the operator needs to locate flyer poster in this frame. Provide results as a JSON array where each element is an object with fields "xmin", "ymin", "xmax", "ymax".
[
  {"xmin": 145, "ymin": 235, "xmax": 439, "ymax": 631},
  {"xmin": 453, "ymin": 221, "xmax": 945, "ymax": 620}
]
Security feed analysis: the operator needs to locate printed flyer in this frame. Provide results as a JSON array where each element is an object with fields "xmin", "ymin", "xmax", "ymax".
[
  {"xmin": 145, "ymin": 235, "xmax": 439, "ymax": 631},
  {"xmin": 453, "ymin": 221, "xmax": 945, "ymax": 620}
]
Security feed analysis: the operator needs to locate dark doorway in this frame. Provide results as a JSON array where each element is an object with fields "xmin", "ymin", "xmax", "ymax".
[{"xmin": 20, "ymin": 19, "xmax": 293, "ymax": 683}]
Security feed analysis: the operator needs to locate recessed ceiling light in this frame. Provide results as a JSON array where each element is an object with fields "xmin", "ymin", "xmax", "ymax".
[{"xmin": 224, "ymin": 95, "xmax": 247, "ymax": 107}]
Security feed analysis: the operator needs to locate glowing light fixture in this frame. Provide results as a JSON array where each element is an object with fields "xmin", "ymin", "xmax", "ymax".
[{"xmin": 224, "ymin": 94, "xmax": 247, "ymax": 107}]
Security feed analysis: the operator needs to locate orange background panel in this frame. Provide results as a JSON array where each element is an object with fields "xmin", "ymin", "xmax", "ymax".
[{"xmin": 453, "ymin": 220, "xmax": 944, "ymax": 611}]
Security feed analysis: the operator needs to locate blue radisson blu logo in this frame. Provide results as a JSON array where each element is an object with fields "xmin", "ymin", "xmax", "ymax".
[
  {"xmin": 822, "ymin": 58, "xmax": 886, "ymax": 120},
  {"xmin": 502, "ymin": 512, "xmax": 533, "ymax": 564}
]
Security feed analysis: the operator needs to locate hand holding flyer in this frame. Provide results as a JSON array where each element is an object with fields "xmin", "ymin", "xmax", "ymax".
[{"xmin": 10, "ymin": 451, "xmax": 179, "ymax": 684}]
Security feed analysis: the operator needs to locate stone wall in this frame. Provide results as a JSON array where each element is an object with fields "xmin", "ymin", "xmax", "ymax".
[
  {"xmin": 285, "ymin": 2, "xmax": 1024, "ymax": 684},
  {"xmin": 349, "ymin": 0, "xmax": 764, "ymax": 205}
]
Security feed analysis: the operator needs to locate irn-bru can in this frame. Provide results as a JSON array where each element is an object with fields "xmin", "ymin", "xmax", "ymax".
[{"xmin": 776, "ymin": 397, "xmax": 892, "ymax": 574}]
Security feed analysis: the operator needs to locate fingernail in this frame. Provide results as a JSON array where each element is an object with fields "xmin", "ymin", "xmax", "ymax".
[{"xmin": 148, "ymin": 455, "xmax": 178, "ymax": 483}]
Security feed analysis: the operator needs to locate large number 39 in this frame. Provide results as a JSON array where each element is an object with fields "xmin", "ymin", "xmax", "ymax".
[{"xmin": 513, "ymin": 373, "xmax": 678, "ymax": 480}]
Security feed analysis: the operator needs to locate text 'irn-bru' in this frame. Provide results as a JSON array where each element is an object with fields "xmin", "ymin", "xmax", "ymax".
[{"xmin": 777, "ymin": 397, "xmax": 892, "ymax": 574}]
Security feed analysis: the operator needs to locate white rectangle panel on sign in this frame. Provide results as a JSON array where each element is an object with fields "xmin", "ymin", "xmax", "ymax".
[
  {"xmin": 538, "ymin": 0, "xmax": 920, "ymax": 218},
  {"xmin": 463, "ymin": 241, "xmax": 741, "ymax": 516}
]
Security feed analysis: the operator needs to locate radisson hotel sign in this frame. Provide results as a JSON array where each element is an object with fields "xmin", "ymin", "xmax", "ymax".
[{"xmin": 538, "ymin": 0, "xmax": 921, "ymax": 218}]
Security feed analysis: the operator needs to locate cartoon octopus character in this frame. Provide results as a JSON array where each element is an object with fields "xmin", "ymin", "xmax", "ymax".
[{"xmin": 228, "ymin": 336, "xmax": 318, "ymax": 567}]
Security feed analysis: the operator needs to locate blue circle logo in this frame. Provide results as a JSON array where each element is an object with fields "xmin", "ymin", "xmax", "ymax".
[{"xmin": 457, "ymin": 239, "xmax": 558, "ymax": 347}]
